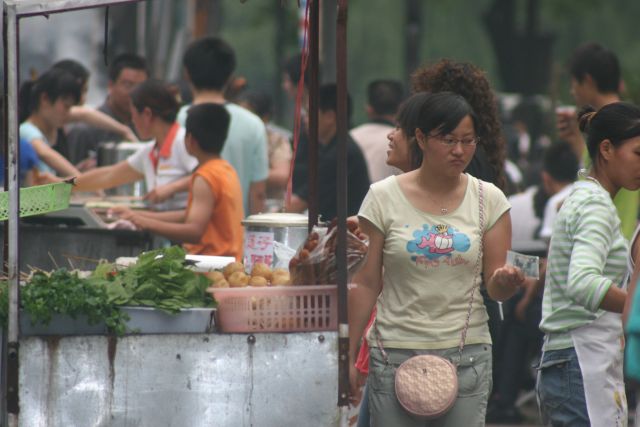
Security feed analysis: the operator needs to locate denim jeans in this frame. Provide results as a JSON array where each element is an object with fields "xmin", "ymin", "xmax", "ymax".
[
  {"xmin": 536, "ymin": 347, "xmax": 589, "ymax": 426},
  {"xmin": 357, "ymin": 383, "xmax": 370, "ymax": 427}
]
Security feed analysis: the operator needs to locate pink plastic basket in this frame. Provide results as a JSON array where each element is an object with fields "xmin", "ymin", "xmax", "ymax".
[{"xmin": 209, "ymin": 285, "xmax": 337, "ymax": 333}]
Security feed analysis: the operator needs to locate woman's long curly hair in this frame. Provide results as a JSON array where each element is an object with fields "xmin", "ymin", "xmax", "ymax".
[{"xmin": 411, "ymin": 59, "xmax": 507, "ymax": 190}]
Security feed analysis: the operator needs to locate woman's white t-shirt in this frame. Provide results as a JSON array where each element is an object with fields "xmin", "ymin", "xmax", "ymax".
[{"xmin": 359, "ymin": 174, "xmax": 510, "ymax": 350}]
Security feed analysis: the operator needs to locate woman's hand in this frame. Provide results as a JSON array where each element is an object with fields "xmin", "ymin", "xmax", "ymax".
[{"xmin": 490, "ymin": 265, "xmax": 525, "ymax": 301}]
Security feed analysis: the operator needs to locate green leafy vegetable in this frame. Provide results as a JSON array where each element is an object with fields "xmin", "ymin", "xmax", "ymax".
[
  {"xmin": 0, "ymin": 269, "xmax": 129, "ymax": 335},
  {"xmin": 0, "ymin": 246, "xmax": 216, "ymax": 333},
  {"xmin": 89, "ymin": 246, "xmax": 215, "ymax": 314}
]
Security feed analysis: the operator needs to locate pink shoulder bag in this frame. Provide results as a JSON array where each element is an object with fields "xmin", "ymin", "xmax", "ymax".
[{"xmin": 374, "ymin": 180, "xmax": 485, "ymax": 419}]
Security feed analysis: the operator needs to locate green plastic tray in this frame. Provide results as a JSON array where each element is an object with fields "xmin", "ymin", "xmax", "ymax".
[{"xmin": 0, "ymin": 182, "xmax": 73, "ymax": 221}]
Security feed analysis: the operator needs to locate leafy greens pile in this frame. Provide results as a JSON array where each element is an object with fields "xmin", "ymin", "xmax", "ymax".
[
  {"xmin": 0, "ymin": 269, "xmax": 129, "ymax": 335},
  {"xmin": 0, "ymin": 246, "xmax": 215, "ymax": 333},
  {"xmin": 91, "ymin": 246, "xmax": 214, "ymax": 313}
]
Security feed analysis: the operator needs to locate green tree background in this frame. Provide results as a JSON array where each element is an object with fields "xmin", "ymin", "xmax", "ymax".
[{"xmin": 216, "ymin": 0, "xmax": 640, "ymax": 128}]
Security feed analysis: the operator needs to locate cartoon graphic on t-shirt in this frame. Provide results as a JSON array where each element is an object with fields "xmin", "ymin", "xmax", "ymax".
[{"xmin": 407, "ymin": 224, "xmax": 471, "ymax": 262}]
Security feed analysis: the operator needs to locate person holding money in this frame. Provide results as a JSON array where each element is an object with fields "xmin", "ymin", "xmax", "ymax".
[
  {"xmin": 537, "ymin": 103, "xmax": 638, "ymax": 425},
  {"xmin": 348, "ymin": 91, "xmax": 524, "ymax": 426}
]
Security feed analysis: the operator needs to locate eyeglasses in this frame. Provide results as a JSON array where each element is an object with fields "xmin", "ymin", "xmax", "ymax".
[{"xmin": 429, "ymin": 134, "xmax": 479, "ymax": 147}]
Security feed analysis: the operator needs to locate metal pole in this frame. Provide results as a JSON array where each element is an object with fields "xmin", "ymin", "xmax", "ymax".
[
  {"xmin": 320, "ymin": 0, "xmax": 336, "ymax": 82},
  {"xmin": 5, "ymin": 4, "xmax": 20, "ymax": 425},
  {"xmin": 335, "ymin": 0, "xmax": 349, "ymax": 414},
  {"xmin": 307, "ymin": 0, "xmax": 319, "ymax": 230},
  {"xmin": 273, "ymin": 1, "xmax": 287, "ymax": 125},
  {"xmin": 136, "ymin": 1, "xmax": 147, "ymax": 57}
]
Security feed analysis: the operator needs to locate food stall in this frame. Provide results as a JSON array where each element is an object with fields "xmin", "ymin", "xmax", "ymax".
[{"xmin": 2, "ymin": 1, "xmax": 353, "ymax": 426}]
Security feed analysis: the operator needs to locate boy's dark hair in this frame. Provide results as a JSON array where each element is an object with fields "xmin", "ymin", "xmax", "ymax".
[
  {"xmin": 129, "ymin": 79, "xmax": 179, "ymax": 123},
  {"xmin": 543, "ymin": 142, "xmax": 578, "ymax": 183},
  {"xmin": 108, "ymin": 53, "xmax": 148, "ymax": 82},
  {"xmin": 18, "ymin": 68, "xmax": 82, "ymax": 123},
  {"xmin": 183, "ymin": 37, "xmax": 236, "ymax": 91},
  {"xmin": 367, "ymin": 79, "xmax": 404, "ymax": 116},
  {"xmin": 52, "ymin": 59, "xmax": 90, "ymax": 88},
  {"xmin": 318, "ymin": 83, "xmax": 352, "ymax": 120},
  {"xmin": 185, "ymin": 103, "xmax": 231, "ymax": 155},
  {"xmin": 568, "ymin": 42, "xmax": 620, "ymax": 94}
]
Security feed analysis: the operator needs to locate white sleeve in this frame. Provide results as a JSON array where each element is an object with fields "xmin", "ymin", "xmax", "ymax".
[
  {"xmin": 539, "ymin": 195, "xmax": 558, "ymax": 240},
  {"xmin": 126, "ymin": 142, "xmax": 153, "ymax": 174},
  {"xmin": 177, "ymin": 139, "xmax": 198, "ymax": 173}
]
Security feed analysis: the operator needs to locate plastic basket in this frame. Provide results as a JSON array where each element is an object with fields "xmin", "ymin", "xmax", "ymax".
[
  {"xmin": 0, "ymin": 182, "xmax": 73, "ymax": 221},
  {"xmin": 209, "ymin": 285, "xmax": 337, "ymax": 333}
]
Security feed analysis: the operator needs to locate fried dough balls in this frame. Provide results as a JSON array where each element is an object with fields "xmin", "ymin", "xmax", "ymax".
[
  {"xmin": 223, "ymin": 262, "xmax": 245, "ymax": 279},
  {"xmin": 249, "ymin": 276, "xmax": 268, "ymax": 287},
  {"xmin": 228, "ymin": 271, "xmax": 250, "ymax": 288},
  {"xmin": 206, "ymin": 271, "xmax": 225, "ymax": 284},
  {"xmin": 271, "ymin": 269, "xmax": 291, "ymax": 286},
  {"xmin": 250, "ymin": 262, "xmax": 272, "ymax": 281},
  {"xmin": 211, "ymin": 279, "xmax": 229, "ymax": 288}
]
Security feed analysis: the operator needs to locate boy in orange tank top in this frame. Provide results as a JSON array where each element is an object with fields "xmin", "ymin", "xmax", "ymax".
[{"xmin": 114, "ymin": 103, "xmax": 244, "ymax": 260}]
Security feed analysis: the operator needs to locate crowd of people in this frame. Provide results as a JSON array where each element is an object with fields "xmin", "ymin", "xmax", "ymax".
[
  {"xmin": 11, "ymin": 35, "xmax": 640, "ymax": 426},
  {"xmin": 347, "ymin": 42, "xmax": 640, "ymax": 427}
]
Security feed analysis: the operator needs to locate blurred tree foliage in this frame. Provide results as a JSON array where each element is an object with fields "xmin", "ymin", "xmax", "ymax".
[{"xmin": 218, "ymin": 0, "xmax": 640, "ymax": 127}]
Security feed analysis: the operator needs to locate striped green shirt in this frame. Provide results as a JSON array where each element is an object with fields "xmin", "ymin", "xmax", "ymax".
[{"xmin": 540, "ymin": 180, "xmax": 628, "ymax": 350}]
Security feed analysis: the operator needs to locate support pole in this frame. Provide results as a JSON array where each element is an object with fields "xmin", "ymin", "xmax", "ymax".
[
  {"xmin": 335, "ymin": 0, "xmax": 349, "ymax": 413},
  {"xmin": 307, "ymin": 0, "xmax": 319, "ymax": 230},
  {"xmin": 5, "ymin": 4, "xmax": 20, "ymax": 425}
]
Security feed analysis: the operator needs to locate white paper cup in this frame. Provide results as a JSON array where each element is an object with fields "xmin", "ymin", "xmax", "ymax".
[{"xmin": 555, "ymin": 105, "xmax": 577, "ymax": 115}]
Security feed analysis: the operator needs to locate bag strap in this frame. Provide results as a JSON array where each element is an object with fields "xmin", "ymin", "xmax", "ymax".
[
  {"xmin": 456, "ymin": 179, "xmax": 484, "ymax": 362},
  {"xmin": 375, "ymin": 179, "xmax": 485, "ymax": 366}
]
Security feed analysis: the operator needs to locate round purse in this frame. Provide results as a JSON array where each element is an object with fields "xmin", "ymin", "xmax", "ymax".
[{"xmin": 394, "ymin": 354, "xmax": 458, "ymax": 419}]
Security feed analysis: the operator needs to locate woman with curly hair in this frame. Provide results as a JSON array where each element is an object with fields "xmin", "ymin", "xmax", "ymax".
[{"xmin": 411, "ymin": 59, "xmax": 507, "ymax": 192}]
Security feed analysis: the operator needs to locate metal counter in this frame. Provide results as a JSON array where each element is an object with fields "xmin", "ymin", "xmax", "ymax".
[{"xmin": 19, "ymin": 332, "xmax": 339, "ymax": 427}]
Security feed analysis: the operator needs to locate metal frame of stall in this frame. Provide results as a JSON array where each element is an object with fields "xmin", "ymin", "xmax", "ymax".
[
  {"xmin": 1, "ymin": 2, "xmax": 148, "ymax": 426},
  {"xmin": 2, "ymin": 0, "xmax": 352, "ymax": 425}
]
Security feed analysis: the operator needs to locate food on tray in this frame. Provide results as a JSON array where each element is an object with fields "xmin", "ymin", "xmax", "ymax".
[
  {"xmin": 249, "ymin": 276, "xmax": 268, "ymax": 287},
  {"xmin": 250, "ymin": 262, "xmax": 272, "ymax": 281},
  {"xmin": 228, "ymin": 271, "xmax": 250, "ymax": 288},
  {"xmin": 223, "ymin": 262, "xmax": 245, "ymax": 279}
]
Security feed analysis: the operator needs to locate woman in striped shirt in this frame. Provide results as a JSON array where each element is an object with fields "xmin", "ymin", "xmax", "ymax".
[{"xmin": 537, "ymin": 102, "xmax": 639, "ymax": 426}]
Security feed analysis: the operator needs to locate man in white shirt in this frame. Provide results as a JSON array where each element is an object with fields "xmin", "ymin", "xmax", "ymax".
[{"xmin": 350, "ymin": 80, "xmax": 404, "ymax": 183}]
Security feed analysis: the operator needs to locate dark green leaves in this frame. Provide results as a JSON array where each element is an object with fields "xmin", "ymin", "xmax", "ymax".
[{"xmin": 90, "ymin": 246, "xmax": 215, "ymax": 314}]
